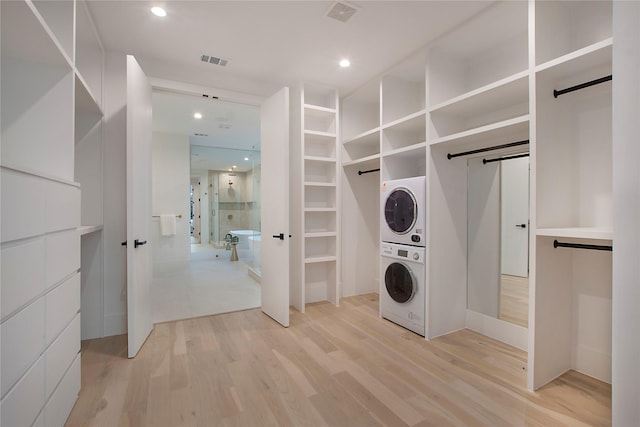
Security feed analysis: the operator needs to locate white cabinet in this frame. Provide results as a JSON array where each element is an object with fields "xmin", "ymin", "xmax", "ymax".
[
  {"xmin": 1, "ymin": 0, "xmax": 103, "ymax": 424},
  {"xmin": 291, "ymin": 83, "xmax": 340, "ymax": 311}
]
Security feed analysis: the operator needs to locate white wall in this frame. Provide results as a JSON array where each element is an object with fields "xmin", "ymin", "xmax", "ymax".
[
  {"xmin": 102, "ymin": 51, "xmax": 128, "ymax": 336},
  {"xmin": 151, "ymin": 132, "xmax": 190, "ymax": 275},
  {"xmin": 612, "ymin": 2, "xmax": 640, "ymax": 424}
]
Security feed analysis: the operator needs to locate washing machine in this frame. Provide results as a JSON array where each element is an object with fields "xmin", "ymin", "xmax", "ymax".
[
  {"xmin": 380, "ymin": 242, "xmax": 425, "ymax": 336},
  {"xmin": 381, "ymin": 176, "xmax": 426, "ymax": 247}
]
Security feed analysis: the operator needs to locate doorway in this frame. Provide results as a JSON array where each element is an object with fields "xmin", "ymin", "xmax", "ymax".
[{"xmin": 150, "ymin": 89, "xmax": 262, "ymax": 323}]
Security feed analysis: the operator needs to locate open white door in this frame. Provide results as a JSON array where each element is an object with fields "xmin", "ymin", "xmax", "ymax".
[
  {"xmin": 260, "ymin": 87, "xmax": 290, "ymax": 327},
  {"xmin": 501, "ymin": 157, "xmax": 530, "ymax": 277},
  {"xmin": 126, "ymin": 55, "xmax": 153, "ymax": 357}
]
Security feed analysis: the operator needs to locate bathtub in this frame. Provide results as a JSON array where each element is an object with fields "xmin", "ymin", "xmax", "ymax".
[{"xmin": 230, "ymin": 230, "xmax": 260, "ymax": 249}]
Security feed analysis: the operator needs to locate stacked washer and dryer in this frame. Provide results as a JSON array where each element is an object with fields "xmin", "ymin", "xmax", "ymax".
[{"xmin": 380, "ymin": 176, "xmax": 426, "ymax": 336}]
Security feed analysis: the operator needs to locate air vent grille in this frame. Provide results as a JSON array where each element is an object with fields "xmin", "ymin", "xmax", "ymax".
[
  {"xmin": 326, "ymin": 1, "xmax": 358, "ymax": 23},
  {"xmin": 201, "ymin": 54, "xmax": 229, "ymax": 67}
]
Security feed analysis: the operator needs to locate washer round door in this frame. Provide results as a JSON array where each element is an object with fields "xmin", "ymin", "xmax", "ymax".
[
  {"xmin": 384, "ymin": 187, "xmax": 417, "ymax": 235},
  {"xmin": 384, "ymin": 262, "xmax": 416, "ymax": 303}
]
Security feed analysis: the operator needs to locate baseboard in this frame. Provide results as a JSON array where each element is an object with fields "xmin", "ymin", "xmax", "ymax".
[{"xmin": 465, "ymin": 309, "xmax": 528, "ymax": 351}]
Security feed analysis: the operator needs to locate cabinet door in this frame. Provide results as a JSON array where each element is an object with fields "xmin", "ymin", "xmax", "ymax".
[{"xmin": 260, "ymin": 87, "xmax": 290, "ymax": 327}]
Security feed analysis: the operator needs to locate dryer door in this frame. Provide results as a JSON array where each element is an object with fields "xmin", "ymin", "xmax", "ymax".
[
  {"xmin": 384, "ymin": 262, "xmax": 416, "ymax": 303},
  {"xmin": 384, "ymin": 188, "xmax": 417, "ymax": 235}
]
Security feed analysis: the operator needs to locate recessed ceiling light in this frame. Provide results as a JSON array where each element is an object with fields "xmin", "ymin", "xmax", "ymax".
[
  {"xmin": 232, "ymin": 165, "xmax": 237, "ymax": 169},
  {"xmin": 194, "ymin": 112, "xmax": 202, "ymax": 119},
  {"xmin": 244, "ymin": 157, "xmax": 249, "ymax": 161},
  {"xmin": 151, "ymin": 6, "xmax": 166, "ymax": 17},
  {"xmin": 339, "ymin": 59, "xmax": 351, "ymax": 68},
  {"xmin": 228, "ymin": 169, "xmax": 232, "ymax": 172}
]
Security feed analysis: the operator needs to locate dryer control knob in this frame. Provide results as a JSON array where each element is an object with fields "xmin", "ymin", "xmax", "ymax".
[{"xmin": 413, "ymin": 253, "xmax": 420, "ymax": 261}]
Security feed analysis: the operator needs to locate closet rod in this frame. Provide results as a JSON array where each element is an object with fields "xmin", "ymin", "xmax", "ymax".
[
  {"xmin": 358, "ymin": 168, "xmax": 380, "ymax": 175},
  {"xmin": 447, "ymin": 140, "xmax": 529, "ymax": 160},
  {"xmin": 483, "ymin": 153, "xmax": 529, "ymax": 164},
  {"xmin": 553, "ymin": 239, "xmax": 612, "ymax": 252},
  {"xmin": 553, "ymin": 74, "xmax": 612, "ymax": 98}
]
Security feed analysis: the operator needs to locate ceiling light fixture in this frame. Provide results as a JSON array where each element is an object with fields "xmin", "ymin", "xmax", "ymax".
[
  {"xmin": 193, "ymin": 112, "xmax": 202, "ymax": 119},
  {"xmin": 232, "ymin": 165, "xmax": 237, "ymax": 169},
  {"xmin": 339, "ymin": 59, "xmax": 351, "ymax": 68},
  {"xmin": 151, "ymin": 6, "xmax": 167, "ymax": 17},
  {"xmin": 244, "ymin": 157, "xmax": 249, "ymax": 161}
]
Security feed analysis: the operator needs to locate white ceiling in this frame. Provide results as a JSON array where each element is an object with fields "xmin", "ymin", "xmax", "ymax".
[{"xmin": 90, "ymin": 1, "xmax": 495, "ymax": 171}]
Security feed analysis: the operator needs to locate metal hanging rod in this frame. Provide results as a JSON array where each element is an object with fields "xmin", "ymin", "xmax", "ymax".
[
  {"xmin": 483, "ymin": 153, "xmax": 530, "ymax": 164},
  {"xmin": 152, "ymin": 214, "xmax": 183, "ymax": 218},
  {"xmin": 447, "ymin": 140, "xmax": 529, "ymax": 160},
  {"xmin": 553, "ymin": 239, "xmax": 612, "ymax": 252},
  {"xmin": 553, "ymin": 74, "xmax": 612, "ymax": 98},
  {"xmin": 358, "ymin": 168, "xmax": 380, "ymax": 176}
]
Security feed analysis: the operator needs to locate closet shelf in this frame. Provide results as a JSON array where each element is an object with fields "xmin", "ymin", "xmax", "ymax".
[
  {"xmin": 343, "ymin": 127, "xmax": 380, "ymax": 146},
  {"xmin": 304, "ymin": 182, "xmax": 336, "ymax": 187},
  {"xmin": 536, "ymin": 38, "xmax": 613, "ymax": 77},
  {"xmin": 429, "ymin": 71, "xmax": 529, "ymax": 118},
  {"xmin": 381, "ymin": 109, "xmax": 426, "ymax": 131},
  {"xmin": 304, "ymin": 130, "xmax": 336, "ymax": 139},
  {"xmin": 343, "ymin": 154, "xmax": 380, "ymax": 168},
  {"xmin": 304, "ymin": 104, "xmax": 336, "ymax": 115},
  {"xmin": 75, "ymin": 74, "xmax": 103, "ymax": 117},
  {"xmin": 304, "ymin": 207, "xmax": 337, "ymax": 213},
  {"xmin": 78, "ymin": 225, "xmax": 103, "ymax": 236},
  {"xmin": 304, "ymin": 255, "xmax": 337, "ymax": 264},
  {"xmin": 382, "ymin": 142, "xmax": 427, "ymax": 158},
  {"xmin": 304, "ymin": 155, "xmax": 336, "ymax": 163},
  {"xmin": 536, "ymin": 227, "xmax": 612, "ymax": 241},
  {"xmin": 430, "ymin": 115, "xmax": 529, "ymax": 149},
  {"xmin": 304, "ymin": 232, "xmax": 337, "ymax": 238},
  {"xmin": 0, "ymin": 163, "xmax": 80, "ymax": 188}
]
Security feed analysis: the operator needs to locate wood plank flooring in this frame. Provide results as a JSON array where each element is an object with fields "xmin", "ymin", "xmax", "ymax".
[
  {"xmin": 499, "ymin": 274, "xmax": 529, "ymax": 328},
  {"xmin": 66, "ymin": 294, "xmax": 610, "ymax": 426}
]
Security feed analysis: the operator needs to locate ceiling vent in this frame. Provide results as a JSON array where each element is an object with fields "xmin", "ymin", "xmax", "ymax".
[
  {"xmin": 194, "ymin": 133, "xmax": 209, "ymax": 137},
  {"xmin": 326, "ymin": 1, "xmax": 358, "ymax": 23},
  {"xmin": 200, "ymin": 54, "xmax": 229, "ymax": 67}
]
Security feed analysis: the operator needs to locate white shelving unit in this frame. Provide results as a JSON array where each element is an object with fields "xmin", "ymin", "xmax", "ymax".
[
  {"xmin": 291, "ymin": 83, "xmax": 340, "ymax": 312},
  {"xmin": 426, "ymin": 0, "xmax": 530, "ymax": 341},
  {"xmin": 1, "ymin": 0, "xmax": 104, "ymax": 425},
  {"xmin": 531, "ymin": 0, "xmax": 613, "ymax": 390}
]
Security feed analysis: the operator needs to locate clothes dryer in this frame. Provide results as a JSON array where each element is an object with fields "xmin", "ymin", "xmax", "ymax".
[
  {"xmin": 380, "ymin": 242, "xmax": 425, "ymax": 336},
  {"xmin": 381, "ymin": 176, "xmax": 426, "ymax": 246}
]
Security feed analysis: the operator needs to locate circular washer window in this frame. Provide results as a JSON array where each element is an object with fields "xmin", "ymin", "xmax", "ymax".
[
  {"xmin": 384, "ymin": 262, "xmax": 416, "ymax": 303},
  {"xmin": 384, "ymin": 188, "xmax": 417, "ymax": 235}
]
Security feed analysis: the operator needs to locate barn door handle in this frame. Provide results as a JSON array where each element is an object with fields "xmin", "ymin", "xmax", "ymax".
[{"xmin": 134, "ymin": 239, "xmax": 147, "ymax": 248}]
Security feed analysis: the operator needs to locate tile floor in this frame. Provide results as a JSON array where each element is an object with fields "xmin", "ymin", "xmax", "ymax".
[{"xmin": 151, "ymin": 243, "xmax": 261, "ymax": 324}]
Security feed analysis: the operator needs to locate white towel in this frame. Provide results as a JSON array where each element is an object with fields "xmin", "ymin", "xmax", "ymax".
[{"xmin": 160, "ymin": 214, "xmax": 176, "ymax": 236}]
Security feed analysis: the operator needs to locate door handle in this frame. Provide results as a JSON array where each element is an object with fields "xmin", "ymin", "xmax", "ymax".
[
  {"xmin": 515, "ymin": 224, "xmax": 527, "ymax": 228},
  {"xmin": 272, "ymin": 233, "xmax": 291, "ymax": 240},
  {"xmin": 121, "ymin": 241, "xmax": 127, "ymax": 246},
  {"xmin": 134, "ymin": 239, "xmax": 147, "ymax": 248}
]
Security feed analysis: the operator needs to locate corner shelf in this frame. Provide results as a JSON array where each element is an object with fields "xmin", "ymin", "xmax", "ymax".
[{"xmin": 536, "ymin": 227, "xmax": 612, "ymax": 241}]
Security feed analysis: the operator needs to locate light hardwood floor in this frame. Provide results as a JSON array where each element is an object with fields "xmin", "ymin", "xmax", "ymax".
[
  {"xmin": 499, "ymin": 274, "xmax": 529, "ymax": 328},
  {"xmin": 66, "ymin": 294, "xmax": 610, "ymax": 426}
]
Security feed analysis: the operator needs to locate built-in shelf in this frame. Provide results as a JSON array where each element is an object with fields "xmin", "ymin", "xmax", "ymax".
[
  {"xmin": 304, "ymin": 181, "xmax": 336, "ymax": 187},
  {"xmin": 304, "ymin": 207, "xmax": 337, "ymax": 213},
  {"xmin": 304, "ymin": 155, "xmax": 336, "ymax": 163},
  {"xmin": 536, "ymin": 227, "xmax": 613, "ymax": 241},
  {"xmin": 429, "ymin": 71, "xmax": 528, "ymax": 118},
  {"xmin": 343, "ymin": 127, "xmax": 379, "ymax": 146},
  {"xmin": 382, "ymin": 142, "xmax": 427, "ymax": 158},
  {"xmin": 304, "ymin": 130, "xmax": 336, "ymax": 138},
  {"xmin": 343, "ymin": 154, "xmax": 380, "ymax": 169},
  {"xmin": 382, "ymin": 109, "xmax": 426, "ymax": 130},
  {"xmin": 78, "ymin": 225, "xmax": 103, "ymax": 236},
  {"xmin": 430, "ymin": 115, "xmax": 530, "ymax": 149},
  {"xmin": 75, "ymin": 74, "xmax": 102, "ymax": 117},
  {"xmin": 304, "ymin": 255, "xmax": 337, "ymax": 264},
  {"xmin": 304, "ymin": 232, "xmax": 337, "ymax": 238},
  {"xmin": 536, "ymin": 38, "xmax": 613, "ymax": 76},
  {"xmin": 304, "ymin": 104, "xmax": 336, "ymax": 115}
]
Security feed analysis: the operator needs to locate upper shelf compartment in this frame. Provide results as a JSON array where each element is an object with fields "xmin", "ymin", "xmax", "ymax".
[
  {"xmin": 32, "ymin": 0, "xmax": 74, "ymax": 63},
  {"xmin": 76, "ymin": 0, "xmax": 104, "ymax": 108},
  {"xmin": 535, "ymin": 0, "xmax": 612, "ymax": 67},
  {"xmin": 342, "ymin": 79, "xmax": 380, "ymax": 142},
  {"xmin": 427, "ymin": 1, "xmax": 528, "ymax": 108},
  {"xmin": 381, "ymin": 52, "xmax": 426, "ymax": 126}
]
